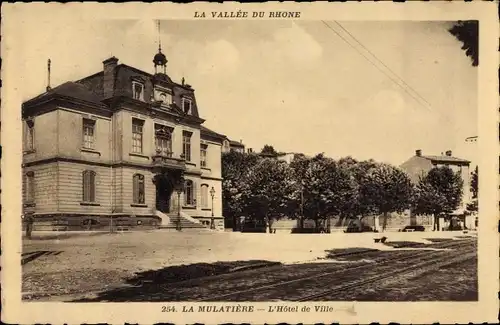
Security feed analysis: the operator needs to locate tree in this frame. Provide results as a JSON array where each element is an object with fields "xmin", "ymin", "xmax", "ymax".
[
  {"xmin": 221, "ymin": 151, "xmax": 260, "ymax": 229},
  {"xmin": 241, "ymin": 158, "xmax": 297, "ymax": 233},
  {"xmin": 289, "ymin": 154, "xmax": 313, "ymax": 229},
  {"xmin": 339, "ymin": 158, "xmax": 380, "ymax": 227},
  {"xmin": 466, "ymin": 166, "xmax": 478, "ymax": 213},
  {"xmin": 360, "ymin": 164, "xmax": 414, "ymax": 231},
  {"xmin": 260, "ymin": 144, "xmax": 278, "ymax": 156},
  {"xmin": 413, "ymin": 166, "xmax": 464, "ymax": 231},
  {"xmin": 448, "ymin": 20, "xmax": 479, "ymax": 67},
  {"xmin": 301, "ymin": 155, "xmax": 358, "ymax": 232}
]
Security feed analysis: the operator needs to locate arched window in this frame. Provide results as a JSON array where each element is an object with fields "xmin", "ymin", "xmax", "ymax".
[
  {"xmin": 133, "ymin": 174, "xmax": 145, "ymax": 204},
  {"xmin": 184, "ymin": 179, "xmax": 195, "ymax": 206},
  {"xmin": 200, "ymin": 184, "xmax": 209, "ymax": 208},
  {"xmin": 82, "ymin": 170, "xmax": 96, "ymax": 202}
]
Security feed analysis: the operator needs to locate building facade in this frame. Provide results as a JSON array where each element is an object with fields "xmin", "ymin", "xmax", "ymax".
[
  {"xmin": 222, "ymin": 138, "xmax": 245, "ymax": 153},
  {"xmin": 22, "ymin": 50, "xmax": 225, "ymax": 230},
  {"xmin": 400, "ymin": 149, "xmax": 474, "ymax": 229}
]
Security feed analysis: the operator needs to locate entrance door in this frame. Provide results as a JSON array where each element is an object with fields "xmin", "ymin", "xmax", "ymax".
[{"xmin": 155, "ymin": 175, "xmax": 175, "ymax": 213}]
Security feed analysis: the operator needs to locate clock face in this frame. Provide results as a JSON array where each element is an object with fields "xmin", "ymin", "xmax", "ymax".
[{"xmin": 160, "ymin": 93, "xmax": 167, "ymax": 102}]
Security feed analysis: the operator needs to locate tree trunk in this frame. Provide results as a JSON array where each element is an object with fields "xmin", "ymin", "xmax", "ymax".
[{"xmin": 382, "ymin": 212, "xmax": 389, "ymax": 232}]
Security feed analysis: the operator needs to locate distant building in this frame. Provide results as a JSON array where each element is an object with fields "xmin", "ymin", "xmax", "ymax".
[
  {"xmin": 400, "ymin": 149, "xmax": 474, "ymax": 229},
  {"xmin": 276, "ymin": 152, "xmax": 302, "ymax": 164},
  {"xmin": 222, "ymin": 138, "xmax": 245, "ymax": 153}
]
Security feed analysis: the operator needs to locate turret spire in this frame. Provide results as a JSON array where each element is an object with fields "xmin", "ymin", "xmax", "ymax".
[
  {"xmin": 153, "ymin": 20, "xmax": 168, "ymax": 74},
  {"xmin": 157, "ymin": 20, "xmax": 162, "ymax": 52}
]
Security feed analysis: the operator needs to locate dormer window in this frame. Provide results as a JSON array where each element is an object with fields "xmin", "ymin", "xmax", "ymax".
[
  {"xmin": 154, "ymin": 88, "xmax": 172, "ymax": 107},
  {"xmin": 182, "ymin": 98, "xmax": 192, "ymax": 114},
  {"xmin": 132, "ymin": 81, "xmax": 144, "ymax": 101},
  {"xmin": 158, "ymin": 92, "xmax": 172, "ymax": 106}
]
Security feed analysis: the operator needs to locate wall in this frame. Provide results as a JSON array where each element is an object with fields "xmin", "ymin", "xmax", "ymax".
[
  {"xmin": 23, "ymin": 162, "xmax": 58, "ymax": 214},
  {"xmin": 57, "ymin": 108, "xmax": 112, "ymax": 161},
  {"xmin": 116, "ymin": 167, "xmax": 156, "ymax": 216},
  {"xmin": 117, "ymin": 109, "xmax": 202, "ymax": 166},
  {"xmin": 23, "ymin": 110, "xmax": 58, "ymax": 162},
  {"xmin": 400, "ymin": 156, "xmax": 433, "ymax": 183},
  {"xmin": 57, "ymin": 161, "xmax": 112, "ymax": 214}
]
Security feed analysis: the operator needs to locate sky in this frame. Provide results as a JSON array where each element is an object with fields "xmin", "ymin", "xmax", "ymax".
[{"xmin": 14, "ymin": 18, "xmax": 478, "ymax": 167}]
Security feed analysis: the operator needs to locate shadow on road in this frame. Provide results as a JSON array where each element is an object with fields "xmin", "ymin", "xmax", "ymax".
[{"xmin": 73, "ymin": 260, "xmax": 281, "ymax": 302}]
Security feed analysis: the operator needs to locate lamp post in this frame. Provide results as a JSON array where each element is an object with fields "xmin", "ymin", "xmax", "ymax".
[{"xmin": 210, "ymin": 186, "xmax": 216, "ymax": 229}]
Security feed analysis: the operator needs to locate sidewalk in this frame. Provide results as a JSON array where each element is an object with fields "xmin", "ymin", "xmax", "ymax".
[{"xmin": 22, "ymin": 230, "xmax": 113, "ymax": 241}]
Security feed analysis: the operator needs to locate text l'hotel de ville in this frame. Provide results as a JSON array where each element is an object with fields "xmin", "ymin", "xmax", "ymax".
[{"xmin": 194, "ymin": 11, "xmax": 302, "ymax": 19}]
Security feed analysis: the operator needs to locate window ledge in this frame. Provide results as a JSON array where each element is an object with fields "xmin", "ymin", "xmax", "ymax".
[
  {"xmin": 186, "ymin": 161, "xmax": 196, "ymax": 166},
  {"xmin": 129, "ymin": 152, "xmax": 150, "ymax": 159},
  {"xmin": 81, "ymin": 148, "xmax": 101, "ymax": 155},
  {"xmin": 80, "ymin": 202, "xmax": 100, "ymax": 206},
  {"xmin": 201, "ymin": 208, "xmax": 212, "ymax": 211},
  {"xmin": 24, "ymin": 202, "xmax": 36, "ymax": 208},
  {"xmin": 131, "ymin": 204, "xmax": 148, "ymax": 208},
  {"xmin": 201, "ymin": 167, "xmax": 211, "ymax": 171},
  {"xmin": 182, "ymin": 205, "xmax": 197, "ymax": 210},
  {"xmin": 23, "ymin": 149, "xmax": 36, "ymax": 155}
]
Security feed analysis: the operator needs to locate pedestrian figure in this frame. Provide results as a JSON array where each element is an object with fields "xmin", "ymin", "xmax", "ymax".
[{"xmin": 25, "ymin": 213, "xmax": 34, "ymax": 239}]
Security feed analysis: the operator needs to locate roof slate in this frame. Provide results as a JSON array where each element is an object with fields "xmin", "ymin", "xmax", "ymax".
[
  {"xmin": 24, "ymin": 81, "xmax": 106, "ymax": 108},
  {"xmin": 421, "ymin": 155, "xmax": 470, "ymax": 164}
]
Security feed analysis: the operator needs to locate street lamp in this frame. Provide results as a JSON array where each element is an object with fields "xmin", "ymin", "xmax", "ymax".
[
  {"xmin": 210, "ymin": 186, "xmax": 216, "ymax": 229},
  {"xmin": 176, "ymin": 180, "xmax": 185, "ymax": 231}
]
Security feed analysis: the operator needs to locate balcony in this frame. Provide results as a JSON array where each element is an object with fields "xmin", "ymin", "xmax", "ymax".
[{"xmin": 152, "ymin": 150, "xmax": 186, "ymax": 172}]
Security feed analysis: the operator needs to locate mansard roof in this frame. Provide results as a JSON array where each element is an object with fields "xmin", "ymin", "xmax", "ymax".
[{"xmin": 23, "ymin": 81, "xmax": 107, "ymax": 109}]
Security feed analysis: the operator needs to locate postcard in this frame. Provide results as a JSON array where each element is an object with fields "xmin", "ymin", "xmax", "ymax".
[{"xmin": 1, "ymin": 2, "xmax": 498, "ymax": 324}]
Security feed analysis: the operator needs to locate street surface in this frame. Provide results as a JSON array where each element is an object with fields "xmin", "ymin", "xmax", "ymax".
[{"xmin": 22, "ymin": 230, "xmax": 477, "ymax": 301}]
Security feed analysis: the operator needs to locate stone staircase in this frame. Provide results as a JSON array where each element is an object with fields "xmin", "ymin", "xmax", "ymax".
[{"xmin": 155, "ymin": 210, "xmax": 210, "ymax": 230}]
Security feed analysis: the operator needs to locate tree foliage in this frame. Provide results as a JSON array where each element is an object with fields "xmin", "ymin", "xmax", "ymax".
[
  {"xmin": 300, "ymin": 155, "xmax": 358, "ymax": 230},
  {"xmin": 448, "ymin": 20, "xmax": 479, "ymax": 67},
  {"xmin": 360, "ymin": 163, "xmax": 414, "ymax": 230},
  {"xmin": 466, "ymin": 166, "xmax": 478, "ymax": 213},
  {"xmin": 413, "ymin": 166, "xmax": 464, "ymax": 230},
  {"xmin": 241, "ymin": 158, "xmax": 298, "ymax": 232},
  {"xmin": 260, "ymin": 144, "xmax": 279, "ymax": 156},
  {"xmin": 221, "ymin": 151, "xmax": 260, "ymax": 221}
]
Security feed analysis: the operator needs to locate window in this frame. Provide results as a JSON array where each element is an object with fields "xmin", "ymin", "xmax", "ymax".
[
  {"xmin": 132, "ymin": 82, "xmax": 144, "ymax": 101},
  {"xmin": 159, "ymin": 92, "xmax": 172, "ymax": 105},
  {"xmin": 182, "ymin": 98, "xmax": 192, "ymax": 114},
  {"xmin": 200, "ymin": 184, "xmax": 209, "ymax": 208},
  {"xmin": 82, "ymin": 170, "xmax": 96, "ymax": 202},
  {"xmin": 25, "ymin": 172, "xmax": 35, "ymax": 203},
  {"xmin": 155, "ymin": 124, "xmax": 173, "ymax": 156},
  {"xmin": 184, "ymin": 179, "xmax": 195, "ymax": 206},
  {"xmin": 132, "ymin": 119, "xmax": 144, "ymax": 153},
  {"xmin": 182, "ymin": 131, "xmax": 192, "ymax": 161},
  {"xmin": 133, "ymin": 174, "xmax": 145, "ymax": 204},
  {"xmin": 82, "ymin": 118, "xmax": 96, "ymax": 149},
  {"xmin": 25, "ymin": 120, "xmax": 35, "ymax": 151},
  {"xmin": 200, "ymin": 144, "xmax": 208, "ymax": 168}
]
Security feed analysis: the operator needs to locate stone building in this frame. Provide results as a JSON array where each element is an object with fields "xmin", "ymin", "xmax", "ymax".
[
  {"xmin": 400, "ymin": 149, "xmax": 474, "ymax": 230},
  {"xmin": 21, "ymin": 48, "xmax": 225, "ymax": 230},
  {"xmin": 222, "ymin": 138, "xmax": 245, "ymax": 153}
]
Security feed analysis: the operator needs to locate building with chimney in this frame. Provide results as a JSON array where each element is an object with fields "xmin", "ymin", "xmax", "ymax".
[
  {"xmin": 400, "ymin": 149, "xmax": 474, "ymax": 229},
  {"xmin": 21, "ymin": 47, "xmax": 226, "ymax": 231},
  {"xmin": 222, "ymin": 138, "xmax": 245, "ymax": 154}
]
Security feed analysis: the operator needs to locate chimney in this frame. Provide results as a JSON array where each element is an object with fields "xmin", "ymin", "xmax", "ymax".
[
  {"xmin": 445, "ymin": 150, "xmax": 452, "ymax": 157},
  {"xmin": 103, "ymin": 56, "xmax": 118, "ymax": 99},
  {"xmin": 415, "ymin": 149, "xmax": 422, "ymax": 157},
  {"xmin": 247, "ymin": 148, "xmax": 253, "ymax": 153}
]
